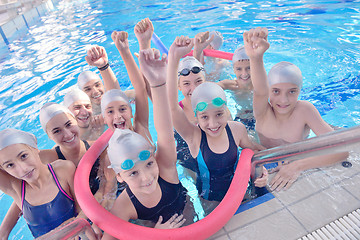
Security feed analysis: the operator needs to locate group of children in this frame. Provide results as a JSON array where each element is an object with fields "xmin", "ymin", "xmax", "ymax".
[{"xmin": 0, "ymin": 18, "xmax": 348, "ymax": 239}]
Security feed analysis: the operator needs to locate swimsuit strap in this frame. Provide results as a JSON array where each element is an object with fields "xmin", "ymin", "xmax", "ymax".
[
  {"xmin": 47, "ymin": 164, "xmax": 74, "ymax": 201},
  {"xmin": 83, "ymin": 140, "xmax": 90, "ymax": 150},
  {"xmin": 21, "ymin": 180, "xmax": 25, "ymax": 210},
  {"xmin": 55, "ymin": 146, "xmax": 66, "ymax": 160},
  {"xmin": 178, "ymin": 101, "xmax": 184, "ymax": 109}
]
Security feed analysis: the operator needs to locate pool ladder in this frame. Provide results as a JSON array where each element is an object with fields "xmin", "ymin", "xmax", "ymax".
[{"xmin": 299, "ymin": 209, "xmax": 360, "ymax": 240}]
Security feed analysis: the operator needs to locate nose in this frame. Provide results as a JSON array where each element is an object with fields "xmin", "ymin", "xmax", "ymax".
[
  {"xmin": 79, "ymin": 107, "xmax": 87, "ymax": 116},
  {"xmin": 63, "ymin": 127, "xmax": 73, "ymax": 138},
  {"xmin": 208, "ymin": 117, "xmax": 217, "ymax": 128},
  {"xmin": 18, "ymin": 162, "xmax": 30, "ymax": 176},
  {"xmin": 140, "ymin": 170, "xmax": 151, "ymax": 183},
  {"xmin": 114, "ymin": 111, "xmax": 123, "ymax": 120},
  {"xmin": 279, "ymin": 93, "xmax": 289, "ymax": 103}
]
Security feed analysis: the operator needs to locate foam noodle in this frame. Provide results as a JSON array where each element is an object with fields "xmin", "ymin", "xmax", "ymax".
[
  {"xmin": 74, "ymin": 128, "xmax": 252, "ymax": 240},
  {"xmin": 151, "ymin": 33, "xmax": 169, "ymax": 55},
  {"xmin": 185, "ymin": 49, "xmax": 234, "ymax": 61}
]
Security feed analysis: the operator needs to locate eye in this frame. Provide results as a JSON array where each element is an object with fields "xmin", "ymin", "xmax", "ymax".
[
  {"xmin": 273, "ymin": 89, "xmax": 279, "ymax": 94},
  {"xmin": 201, "ymin": 115, "xmax": 208, "ymax": 120},
  {"xmin": 20, "ymin": 153, "xmax": 28, "ymax": 160},
  {"xmin": 196, "ymin": 79, "xmax": 203, "ymax": 84},
  {"xmin": 119, "ymin": 107, "xmax": 127, "ymax": 112},
  {"xmin": 6, "ymin": 163, "xmax": 14, "ymax": 169},
  {"xmin": 183, "ymin": 82, "xmax": 190, "ymax": 86},
  {"xmin": 95, "ymin": 83, "xmax": 101, "ymax": 88},
  {"xmin": 84, "ymin": 88, "xmax": 91, "ymax": 92},
  {"xmin": 86, "ymin": 105, "xmax": 92, "ymax": 109},
  {"xmin": 147, "ymin": 160, "xmax": 154, "ymax": 167},
  {"xmin": 246, "ymin": 67, "xmax": 250, "ymax": 71},
  {"xmin": 65, "ymin": 122, "xmax": 72, "ymax": 128},
  {"xmin": 289, "ymin": 90, "xmax": 297, "ymax": 94},
  {"xmin": 74, "ymin": 106, "xmax": 80, "ymax": 110},
  {"xmin": 216, "ymin": 112, "xmax": 224, "ymax": 117},
  {"xmin": 129, "ymin": 171, "xmax": 138, "ymax": 177},
  {"xmin": 52, "ymin": 129, "xmax": 60, "ymax": 134},
  {"xmin": 107, "ymin": 110, "xmax": 113, "ymax": 114}
]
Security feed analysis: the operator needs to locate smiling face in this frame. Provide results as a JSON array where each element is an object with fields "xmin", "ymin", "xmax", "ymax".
[
  {"xmin": 69, "ymin": 100, "xmax": 93, "ymax": 128},
  {"xmin": 103, "ymin": 100, "xmax": 133, "ymax": 131},
  {"xmin": 233, "ymin": 60, "xmax": 251, "ymax": 87},
  {"xmin": 117, "ymin": 157, "xmax": 159, "ymax": 194},
  {"xmin": 0, "ymin": 144, "xmax": 41, "ymax": 182},
  {"xmin": 196, "ymin": 107, "xmax": 228, "ymax": 137},
  {"xmin": 46, "ymin": 113, "xmax": 80, "ymax": 149},
  {"xmin": 82, "ymin": 79, "xmax": 105, "ymax": 105},
  {"xmin": 178, "ymin": 73, "xmax": 205, "ymax": 100},
  {"xmin": 269, "ymin": 82, "xmax": 300, "ymax": 115}
]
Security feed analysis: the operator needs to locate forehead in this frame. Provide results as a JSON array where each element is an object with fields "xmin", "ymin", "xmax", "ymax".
[
  {"xmin": 0, "ymin": 144, "xmax": 31, "ymax": 161},
  {"xmin": 179, "ymin": 73, "xmax": 205, "ymax": 83},
  {"xmin": 83, "ymin": 79, "xmax": 103, "ymax": 89},
  {"xmin": 71, "ymin": 100, "xmax": 92, "ymax": 107},
  {"xmin": 233, "ymin": 60, "xmax": 250, "ymax": 69},
  {"xmin": 271, "ymin": 82, "xmax": 299, "ymax": 90},
  {"xmin": 47, "ymin": 112, "xmax": 75, "ymax": 128},
  {"xmin": 106, "ymin": 100, "xmax": 129, "ymax": 109}
]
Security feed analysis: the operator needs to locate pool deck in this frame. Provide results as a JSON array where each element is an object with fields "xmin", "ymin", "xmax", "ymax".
[{"xmin": 209, "ymin": 150, "xmax": 360, "ymax": 240}]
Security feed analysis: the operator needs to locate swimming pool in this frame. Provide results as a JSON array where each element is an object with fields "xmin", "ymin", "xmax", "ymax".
[{"xmin": 0, "ymin": 0, "xmax": 359, "ymax": 238}]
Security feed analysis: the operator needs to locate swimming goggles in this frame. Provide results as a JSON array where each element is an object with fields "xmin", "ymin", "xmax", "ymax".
[
  {"xmin": 121, "ymin": 150, "xmax": 151, "ymax": 171},
  {"xmin": 195, "ymin": 97, "xmax": 226, "ymax": 114},
  {"xmin": 178, "ymin": 66, "xmax": 204, "ymax": 77}
]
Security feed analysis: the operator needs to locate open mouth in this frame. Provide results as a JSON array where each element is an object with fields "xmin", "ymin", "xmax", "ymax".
[
  {"xmin": 64, "ymin": 135, "xmax": 76, "ymax": 143},
  {"xmin": 208, "ymin": 126, "xmax": 221, "ymax": 133},
  {"xmin": 114, "ymin": 121, "xmax": 125, "ymax": 129},
  {"xmin": 77, "ymin": 116, "xmax": 89, "ymax": 122},
  {"xmin": 277, "ymin": 104, "xmax": 290, "ymax": 109},
  {"xmin": 143, "ymin": 179, "xmax": 154, "ymax": 188},
  {"xmin": 92, "ymin": 93, "xmax": 102, "ymax": 99}
]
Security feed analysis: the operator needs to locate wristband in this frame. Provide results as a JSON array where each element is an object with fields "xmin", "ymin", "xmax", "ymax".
[
  {"xmin": 98, "ymin": 62, "xmax": 110, "ymax": 71},
  {"xmin": 150, "ymin": 82, "xmax": 166, "ymax": 88}
]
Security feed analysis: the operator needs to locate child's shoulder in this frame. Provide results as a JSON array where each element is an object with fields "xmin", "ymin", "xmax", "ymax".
[
  {"xmin": 50, "ymin": 160, "xmax": 76, "ymax": 174},
  {"xmin": 296, "ymin": 100, "xmax": 318, "ymax": 113},
  {"xmin": 228, "ymin": 120, "xmax": 247, "ymax": 134},
  {"xmin": 39, "ymin": 149, "xmax": 58, "ymax": 164}
]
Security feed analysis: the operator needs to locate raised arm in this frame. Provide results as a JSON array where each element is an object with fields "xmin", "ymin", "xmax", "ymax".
[
  {"xmin": 0, "ymin": 202, "xmax": 21, "ymax": 239},
  {"xmin": 243, "ymin": 27, "xmax": 270, "ymax": 120},
  {"xmin": 85, "ymin": 45, "xmax": 120, "ymax": 91},
  {"xmin": 138, "ymin": 48, "xmax": 178, "ymax": 180},
  {"xmin": 111, "ymin": 31, "xmax": 150, "ymax": 133},
  {"xmin": 193, "ymin": 31, "xmax": 213, "ymax": 65},
  {"xmin": 167, "ymin": 36, "xmax": 199, "ymax": 142}
]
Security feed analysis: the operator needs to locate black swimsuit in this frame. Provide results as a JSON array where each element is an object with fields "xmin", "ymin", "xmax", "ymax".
[{"xmin": 55, "ymin": 140, "xmax": 100, "ymax": 195}]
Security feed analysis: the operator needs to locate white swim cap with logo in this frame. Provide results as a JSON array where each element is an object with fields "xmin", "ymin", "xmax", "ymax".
[
  {"xmin": 0, "ymin": 129, "xmax": 37, "ymax": 151},
  {"xmin": 100, "ymin": 89, "xmax": 131, "ymax": 116},
  {"xmin": 191, "ymin": 82, "xmax": 227, "ymax": 113},
  {"xmin": 39, "ymin": 103, "xmax": 75, "ymax": 132},
  {"xmin": 63, "ymin": 88, "xmax": 91, "ymax": 108},
  {"xmin": 77, "ymin": 71, "xmax": 102, "ymax": 89},
  {"xmin": 107, "ymin": 129, "xmax": 154, "ymax": 174},
  {"xmin": 178, "ymin": 56, "xmax": 205, "ymax": 78},
  {"xmin": 209, "ymin": 31, "xmax": 223, "ymax": 50},
  {"xmin": 232, "ymin": 46, "xmax": 249, "ymax": 64},
  {"xmin": 268, "ymin": 62, "xmax": 303, "ymax": 88}
]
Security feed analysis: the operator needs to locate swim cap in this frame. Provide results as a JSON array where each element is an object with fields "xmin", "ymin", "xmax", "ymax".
[
  {"xmin": 77, "ymin": 71, "xmax": 101, "ymax": 89},
  {"xmin": 107, "ymin": 129, "xmax": 154, "ymax": 173},
  {"xmin": 101, "ymin": 89, "xmax": 131, "ymax": 116},
  {"xmin": 39, "ymin": 103, "xmax": 75, "ymax": 132},
  {"xmin": 63, "ymin": 88, "xmax": 91, "ymax": 108},
  {"xmin": 232, "ymin": 46, "xmax": 249, "ymax": 64},
  {"xmin": 191, "ymin": 82, "xmax": 227, "ymax": 114},
  {"xmin": 0, "ymin": 129, "xmax": 37, "ymax": 151},
  {"xmin": 209, "ymin": 31, "xmax": 223, "ymax": 50},
  {"xmin": 268, "ymin": 62, "xmax": 303, "ymax": 88},
  {"xmin": 178, "ymin": 56, "xmax": 205, "ymax": 78}
]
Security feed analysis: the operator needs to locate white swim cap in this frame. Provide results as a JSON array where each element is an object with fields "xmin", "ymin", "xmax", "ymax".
[
  {"xmin": 178, "ymin": 56, "xmax": 205, "ymax": 78},
  {"xmin": 63, "ymin": 88, "xmax": 91, "ymax": 108},
  {"xmin": 0, "ymin": 129, "xmax": 37, "ymax": 151},
  {"xmin": 78, "ymin": 71, "xmax": 102, "ymax": 89},
  {"xmin": 101, "ymin": 89, "xmax": 131, "ymax": 116},
  {"xmin": 191, "ymin": 82, "xmax": 227, "ymax": 114},
  {"xmin": 232, "ymin": 46, "xmax": 249, "ymax": 64},
  {"xmin": 209, "ymin": 31, "xmax": 223, "ymax": 50},
  {"xmin": 268, "ymin": 62, "xmax": 303, "ymax": 88},
  {"xmin": 39, "ymin": 103, "xmax": 75, "ymax": 132},
  {"xmin": 107, "ymin": 129, "xmax": 154, "ymax": 173}
]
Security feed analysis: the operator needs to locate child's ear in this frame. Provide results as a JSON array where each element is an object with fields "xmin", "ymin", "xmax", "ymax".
[{"xmin": 116, "ymin": 173, "xmax": 124, "ymax": 183}]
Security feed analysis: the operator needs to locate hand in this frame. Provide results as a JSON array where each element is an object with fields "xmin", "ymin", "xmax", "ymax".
[
  {"xmin": 269, "ymin": 162, "xmax": 301, "ymax": 191},
  {"xmin": 168, "ymin": 36, "xmax": 194, "ymax": 61},
  {"xmin": 111, "ymin": 31, "xmax": 129, "ymax": 52},
  {"xmin": 85, "ymin": 45, "xmax": 108, "ymax": 68},
  {"xmin": 194, "ymin": 31, "xmax": 214, "ymax": 52},
  {"xmin": 254, "ymin": 166, "xmax": 268, "ymax": 187},
  {"xmin": 134, "ymin": 18, "xmax": 154, "ymax": 49},
  {"xmin": 138, "ymin": 48, "xmax": 167, "ymax": 86},
  {"xmin": 91, "ymin": 115, "xmax": 103, "ymax": 129},
  {"xmin": 243, "ymin": 27, "xmax": 269, "ymax": 59},
  {"xmin": 154, "ymin": 214, "xmax": 186, "ymax": 229}
]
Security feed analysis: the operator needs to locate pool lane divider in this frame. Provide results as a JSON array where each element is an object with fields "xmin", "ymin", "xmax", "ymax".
[{"xmin": 74, "ymin": 128, "xmax": 252, "ymax": 240}]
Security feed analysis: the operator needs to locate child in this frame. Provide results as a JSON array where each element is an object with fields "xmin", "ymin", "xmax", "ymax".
[
  {"xmin": 167, "ymin": 35, "xmax": 267, "ymax": 203},
  {"xmin": 217, "ymin": 46, "xmax": 255, "ymax": 130},
  {"xmin": 80, "ymin": 45, "xmax": 135, "ymax": 115},
  {"xmin": 64, "ymin": 88, "xmax": 105, "ymax": 141},
  {"xmin": 244, "ymin": 27, "xmax": 348, "ymax": 191},
  {"xmin": 0, "ymin": 129, "xmax": 80, "ymax": 238},
  {"xmin": 102, "ymin": 48, "xmax": 187, "ymax": 240}
]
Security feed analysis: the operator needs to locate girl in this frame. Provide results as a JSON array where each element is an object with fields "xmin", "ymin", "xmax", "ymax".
[
  {"xmin": 102, "ymin": 48, "xmax": 187, "ymax": 240},
  {"xmin": 167, "ymin": 36, "xmax": 268, "ymax": 202},
  {"xmin": 0, "ymin": 129, "xmax": 79, "ymax": 238},
  {"xmin": 244, "ymin": 27, "xmax": 348, "ymax": 191}
]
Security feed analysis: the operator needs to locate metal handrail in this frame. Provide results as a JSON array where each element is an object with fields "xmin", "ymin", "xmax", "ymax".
[{"xmin": 251, "ymin": 125, "xmax": 360, "ymax": 179}]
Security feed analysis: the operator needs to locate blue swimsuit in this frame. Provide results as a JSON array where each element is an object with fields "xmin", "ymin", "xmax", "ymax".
[
  {"xmin": 126, "ymin": 177, "xmax": 187, "ymax": 223},
  {"xmin": 195, "ymin": 124, "xmax": 240, "ymax": 201},
  {"xmin": 55, "ymin": 140, "xmax": 100, "ymax": 195},
  {"xmin": 22, "ymin": 164, "xmax": 76, "ymax": 238}
]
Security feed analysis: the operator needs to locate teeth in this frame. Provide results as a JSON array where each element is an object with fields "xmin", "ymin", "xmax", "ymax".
[
  {"xmin": 93, "ymin": 94, "xmax": 101, "ymax": 99},
  {"xmin": 65, "ymin": 136, "xmax": 75, "ymax": 143},
  {"xmin": 78, "ymin": 116, "xmax": 89, "ymax": 120},
  {"xmin": 114, "ymin": 122, "xmax": 125, "ymax": 129}
]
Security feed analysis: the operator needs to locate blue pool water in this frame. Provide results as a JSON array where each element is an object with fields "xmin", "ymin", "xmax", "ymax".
[{"xmin": 0, "ymin": 0, "xmax": 360, "ymax": 238}]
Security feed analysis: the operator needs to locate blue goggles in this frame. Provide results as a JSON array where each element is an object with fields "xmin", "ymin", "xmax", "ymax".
[
  {"xmin": 195, "ymin": 97, "xmax": 226, "ymax": 115},
  {"xmin": 121, "ymin": 150, "xmax": 151, "ymax": 171}
]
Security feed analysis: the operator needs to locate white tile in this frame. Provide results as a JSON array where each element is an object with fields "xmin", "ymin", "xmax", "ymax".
[
  {"xmin": 339, "ymin": 173, "xmax": 360, "ymax": 200},
  {"xmin": 1, "ymin": 20, "xmax": 17, "ymax": 38}
]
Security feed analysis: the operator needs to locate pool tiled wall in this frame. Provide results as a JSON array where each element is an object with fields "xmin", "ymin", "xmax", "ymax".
[{"xmin": 0, "ymin": 0, "xmax": 59, "ymax": 46}]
